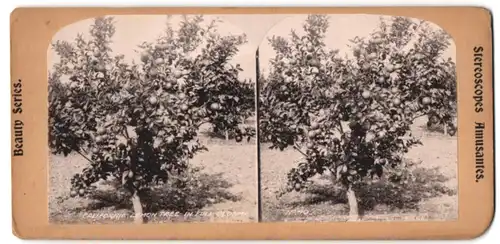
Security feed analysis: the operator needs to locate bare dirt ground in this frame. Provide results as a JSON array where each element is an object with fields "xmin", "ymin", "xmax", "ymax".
[
  {"xmin": 260, "ymin": 116, "xmax": 458, "ymax": 222},
  {"xmin": 49, "ymin": 121, "xmax": 258, "ymax": 224}
]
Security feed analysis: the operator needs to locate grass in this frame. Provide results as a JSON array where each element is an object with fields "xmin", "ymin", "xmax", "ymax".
[
  {"xmin": 49, "ymin": 122, "xmax": 258, "ymax": 224},
  {"xmin": 260, "ymin": 116, "xmax": 458, "ymax": 222}
]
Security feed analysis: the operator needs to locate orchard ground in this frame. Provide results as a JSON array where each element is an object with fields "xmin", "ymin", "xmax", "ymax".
[
  {"xmin": 261, "ymin": 116, "xmax": 458, "ymax": 222},
  {"xmin": 49, "ymin": 117, "xmax": 258, "ymax": 224},
  {"xmin": 49, "ymin": 114, "xmax": 457, "ymax": 223}
]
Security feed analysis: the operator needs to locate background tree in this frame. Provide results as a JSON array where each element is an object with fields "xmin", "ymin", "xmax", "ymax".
[
  {"xmin": 259, "ymin": 15, "xmax": 456, "ymax": 221},
  {"xmin": 366, "ymin": 17, "xmax": 457, "ymax": 135},
  {"xmin": 185, "ymin": 32, "xmax": 255, "ymax": 141},
  {"xmin": 137, "ymin": 15, "xmax": 256, "ymax": 141}
]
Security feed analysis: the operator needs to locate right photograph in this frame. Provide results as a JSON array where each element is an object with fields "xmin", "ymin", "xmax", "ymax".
[{"xmin": 258, "ymin": 14, "xmax": 457, "ymax": 222}]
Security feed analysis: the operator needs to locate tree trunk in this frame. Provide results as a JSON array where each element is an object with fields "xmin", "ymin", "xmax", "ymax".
[
  {"xmin": 443, "ymin": 124, "xmax": 448, "ymax": 135},
  {"xmin": 346, "ymin": 186, "xmax": 361, "ymax": 221},
  {"xmin": 131, "ymin": 190, "xmax": 144, "ymax": 224},
  {"xmin": 225, "ymin": 130, "xmax": 229, "ymax": 141}
]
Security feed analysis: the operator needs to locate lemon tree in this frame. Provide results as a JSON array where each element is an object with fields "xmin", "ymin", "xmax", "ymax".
[
  {"xmin": 260, "ymin": 15, "xmax": 455, "ymax": 220},
  {"xmin": 49, "ymin": 16, "xmax": 253, "ymax": 223}
]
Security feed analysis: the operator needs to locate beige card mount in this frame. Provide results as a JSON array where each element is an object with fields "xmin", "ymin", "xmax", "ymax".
[{"xmin": 11, "ymin": 7, "xmax": 494, "ymax": 240}]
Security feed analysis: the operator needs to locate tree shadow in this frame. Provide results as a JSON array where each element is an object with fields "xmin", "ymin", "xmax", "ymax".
[
  {"xmin": 77, "ymin": 168, "xmax": 241, "ymax": 216},
  {"xmin": 142, "ymin": 171, "xmax": 241, "ymax": 214},
  {"xmin": 287, "ymin": 184, "xmax": 347, "ymax": 208},
  {"xmin": 355, "ymin": 166, "xmax": 456, "ymax": 215},
  {"xmin": 294, "ymin": 164, "xmax": 456, "ymax": 215}
]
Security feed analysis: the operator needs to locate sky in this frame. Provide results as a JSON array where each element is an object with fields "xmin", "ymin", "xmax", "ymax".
[
  {"xmin": 48, "ymin": 14, "xmax": 456, "ymax": 81},
  {"xmin": 256, "ymin": 14, "xmax": 456, "ymax": 76},
  {"xmin": 48, "ymin": 14, "xmax": 285, "ymax": 81}
]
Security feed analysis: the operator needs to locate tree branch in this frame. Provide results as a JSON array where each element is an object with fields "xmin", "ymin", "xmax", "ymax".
[
  {"xmin": 75, "ymin": 149, "xmax": 95, "ymax": 165},
  {"xmin": 293, "ymin": 143, "xmax": 308, "ymax": 157},
  {"xmin": 196, "ymin": 120, "xmax": 210, "ymax": 128},
  {"xmin": 411, "ymin": 113, "xmax": 426, "ymax": 121},
  {"xmin": 337, "ymin": 120, "xmax": 345, "ymax": 134},
  {"xmin": 123, "ymin": 125, "xmax": 130, "ymax": 139}
]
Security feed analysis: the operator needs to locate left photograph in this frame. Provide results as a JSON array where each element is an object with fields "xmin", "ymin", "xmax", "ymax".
[{"xmin": 48, "ymin": 15, "xmax": 258, "ymax": 224}]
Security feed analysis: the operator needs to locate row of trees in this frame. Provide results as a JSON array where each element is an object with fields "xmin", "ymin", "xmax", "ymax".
[
  {"xmin": 49, "ymin": 15, "xmax": 255, "ymax": 223},
  {"xmin": 259, "ymin": 15, "xmax": 456, "ymax": 220}
]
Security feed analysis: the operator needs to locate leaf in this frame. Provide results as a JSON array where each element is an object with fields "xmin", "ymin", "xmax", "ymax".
[{"xmin": 319, "ymin": 147, "xmax": 328, "ymax": 156}]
